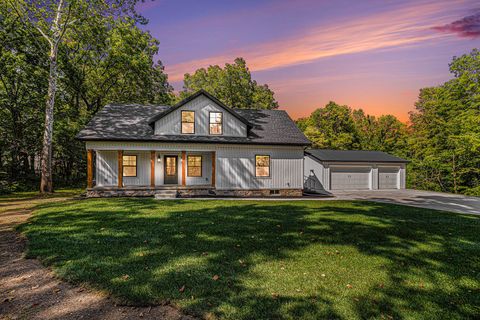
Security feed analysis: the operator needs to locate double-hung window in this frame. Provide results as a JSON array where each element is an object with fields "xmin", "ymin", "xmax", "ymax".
[
  {"xmin": 181, "ymin": 111, "xmax": 195, "ymax": 134},
  {"xmin": 123, "ymin": 155, "xmax": 137, "ymax": 177},
  {"xmin": 209, "ymin": 112, "xmax": 223, "ymax": 135},
  {"xmin": 187, "ymin": 155, "xmax": 202, "ymax": 177},
  {"xmin": 255, "ymin": 155, "xmax": 270, "ymax": 177}
]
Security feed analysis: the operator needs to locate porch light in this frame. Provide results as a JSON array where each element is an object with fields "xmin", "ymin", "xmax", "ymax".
[{"xmin": 157, "ymin": 155, "xmax": 162, "ymax": 162}]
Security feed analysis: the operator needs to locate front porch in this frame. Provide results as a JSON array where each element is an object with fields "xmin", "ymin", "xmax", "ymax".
[{"xmin": 87, "ymin": 149, "xmax": 216, "ymax": 194}]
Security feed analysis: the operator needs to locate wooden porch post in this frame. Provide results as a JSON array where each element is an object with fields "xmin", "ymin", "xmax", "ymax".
[
  {"xmin": 118, "ymin": 150, "xmax": 123, "ymax": 188},
  {"xmin": 181, "ymin": 151, "xmax": 186, "ymax": 186},
  {"xmin": 211, "ymin": 151, "xmax": 216, "ymax": 187},
  {"xmin": 87, "ymin": 149, "xmax": 93, "ymax": 188},
  {"xmin": 150, "ymin": 151, "xmax": 155, "ymax": 188}
]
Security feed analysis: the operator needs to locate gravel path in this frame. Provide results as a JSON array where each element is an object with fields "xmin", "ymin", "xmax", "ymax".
[{"xmin": 0, "ymin": 195, "xmax": 194, "ymax": 320}]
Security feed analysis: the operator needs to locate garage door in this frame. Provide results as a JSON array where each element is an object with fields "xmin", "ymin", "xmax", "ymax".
[
  {"xmin": 330, "ymin": 166, "xmax": 371, "ymax": 190},
  {"xmin": 378, "ymin": 167, "xmax": 399, "ymax": 189}
]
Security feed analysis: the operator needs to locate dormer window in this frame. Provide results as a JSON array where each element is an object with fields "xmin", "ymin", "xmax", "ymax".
[
  {"xmin": 181, "ymin": 111, "xmax": 195, "ymax": 134},
  {"xmin": 209, "ymin": 112, "xmax": 223, "ymax": 135}
]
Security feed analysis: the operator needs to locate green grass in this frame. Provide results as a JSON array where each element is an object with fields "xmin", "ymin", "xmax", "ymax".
[{"xmin": 19, "ymin": 199, "xmax": 480, "ymax": 319}]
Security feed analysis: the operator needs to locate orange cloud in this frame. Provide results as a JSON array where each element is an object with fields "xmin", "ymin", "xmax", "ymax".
[{"xmin": 166, "ymin": 0, "xmax": 469, "ymax": 81}]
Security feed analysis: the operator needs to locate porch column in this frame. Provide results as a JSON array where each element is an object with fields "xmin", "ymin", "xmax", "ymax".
[
  {"xmin": 181, "ymin": 151, "xmax": 186, "ymax": 186},
  {"xmin": 117, "ymin": 150, "xmax": 123, "ymax": 188},
  {"xmin": 87, "ymin": 149, "xmax": 93, "ymax": 188},
  {"xmin": 211, "ymin": 151, "xmax": 216, "ymax": 187},
  {"xmin": 150, "ymin": 151, "xmax": 155, "ymax": 188}
]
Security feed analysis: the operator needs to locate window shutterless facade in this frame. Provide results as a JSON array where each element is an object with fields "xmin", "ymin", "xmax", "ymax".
[
  {"xmin": 187, "ymin": 155, "xmax": 202, "ymax": 177},
  {"xmin": 255, "ymin": 155, "xmax": 270, "ymax": 177},
  {"xmin": 181, "ymin": 111, "xmax": 195, "ymax": 134},
  {"xmin": 209, "ymin": 112, "xmax": 223, "ymax": 135},
  {"xmin": 123, "ymin": 155, "xmax": 137, "ymax": 177}
]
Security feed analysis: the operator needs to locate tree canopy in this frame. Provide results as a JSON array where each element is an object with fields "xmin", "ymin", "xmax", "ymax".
[
  {"xmin": 180, "ymin": 58, "xmax": 278, "ymax": 109},
  {"xmin": 0, "ymin": 0, "xmax": 173, "ymax": 192},
  {"xmin": 297, "ymin": 48, "xmax": 480, "ymax": 196}
]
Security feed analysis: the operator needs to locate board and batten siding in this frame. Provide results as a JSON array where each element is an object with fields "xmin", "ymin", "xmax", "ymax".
[
  {"xmin": 88, "ymin": 142, "xmax": 304, "ymax": 190},
  {"xmin": 96, "ymin": 150, "xmax": 151, "ymax": 187},
  {"xmin": 154, "ymin": 95, "xmax": 247, "ymax": 137}
]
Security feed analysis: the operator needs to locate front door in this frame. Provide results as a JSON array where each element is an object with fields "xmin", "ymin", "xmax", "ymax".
[{"xmin": 164, "ymin": 155, "xmax": 178, "ymax": 184}]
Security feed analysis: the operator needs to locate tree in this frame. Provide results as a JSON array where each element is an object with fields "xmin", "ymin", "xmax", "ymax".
[
  {"xmin": 181, "ymin": 58, "xmax": 278, "ymax": 109},
  {"xmin": 408, "ymin": 49, "xmax": 480, "ymax": 195},
  {"xmin": 297, "ymin": 102, "xmax": 359, "ymax": 149},
  {"xmin": 8, "ymin": 0, "xmax": 150, "ymax": 192}
]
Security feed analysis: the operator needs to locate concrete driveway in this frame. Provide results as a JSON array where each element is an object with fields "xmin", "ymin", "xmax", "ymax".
[{"xmin": 329, "ymin": 189, "xmax": 480, "ymax": 215}]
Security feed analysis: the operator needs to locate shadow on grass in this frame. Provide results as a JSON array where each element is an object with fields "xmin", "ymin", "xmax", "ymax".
[{"xmin": 19, "ymin": 199, "xmax": 480, "ymax": 319}]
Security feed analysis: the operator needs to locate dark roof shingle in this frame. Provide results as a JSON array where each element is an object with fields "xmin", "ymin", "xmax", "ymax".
[
  {"xmin": 306, "ymin": 149, "xmax": 409, "ymax": 163},
  {"xmin": 76, "ymin": 104, "xmax": 311, "ymax": 146}
]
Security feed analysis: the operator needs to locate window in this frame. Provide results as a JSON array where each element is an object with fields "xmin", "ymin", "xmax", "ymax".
[
  {"xmin": 181, "ymin": 111, "xmax": 195, "ymax": 134},
  {"xmin": 255, "ymin": 155, "xmax": 270, "ymax": 177},
  {"xmin": 187, "ymin": 155, "xmax": 202, "ymax": 177},
  {"xmin": 123, "ymin": 155, "xmax": 137, "ymax": 177},
  {"xmin": 209, "ymin": 112, "xmax": 223, "ymax": 135}
]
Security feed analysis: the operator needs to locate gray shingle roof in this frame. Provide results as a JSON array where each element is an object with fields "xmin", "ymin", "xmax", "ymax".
[
  {"xmin": 306, "ymin": 149, "xmax": 409, "ymax": 163},
  {"xmin": 76, "ymin": 104, "xmax": 311, "ymax": 146}
]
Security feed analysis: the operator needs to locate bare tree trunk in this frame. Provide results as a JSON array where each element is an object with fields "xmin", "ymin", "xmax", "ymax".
[
  {"xmin": 40, "ymin": 0, "xmax": 64, "ymax": 193},
  {"xmin": 40, "ymin": 50, "xmax": 57, "ymax": 193}
]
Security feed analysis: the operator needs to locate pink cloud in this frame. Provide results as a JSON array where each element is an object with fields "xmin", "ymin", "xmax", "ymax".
[{"xmin": 166, "ymin": 1, "xmax": 470, "ymax": 82}]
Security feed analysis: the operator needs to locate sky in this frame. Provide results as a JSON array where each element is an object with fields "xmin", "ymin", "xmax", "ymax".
[{"xmin": 136, "ymin": 0, "xmax": 480, "ymax": 121}]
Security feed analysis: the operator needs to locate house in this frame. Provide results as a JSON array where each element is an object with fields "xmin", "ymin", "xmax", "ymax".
[
  {"xmin": 77, "ymin": 90, "xmax": 311, "ymax": 197},
  {"xmin": 304, "ymin": 149, "xmax": 408, "ymax": 192}
]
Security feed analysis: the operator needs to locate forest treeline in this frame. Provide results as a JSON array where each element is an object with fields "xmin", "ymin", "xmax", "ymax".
[
  {"xmin": 298, "ymin": 49, "xmax": 480, "ymax": 195},
  {"xmin": 0, "ymin": 1, "xmax": 478, "ymax": 195}
]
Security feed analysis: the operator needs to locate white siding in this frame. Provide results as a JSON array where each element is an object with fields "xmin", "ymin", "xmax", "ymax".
[
  {"xmin": 96, "ymin": 150, "xmax": 117, "ymax": 186},
  {"xmin": 123, "ymin": 151, "xmax": 150, "ymax": 186},
  {"xmin": 216, "ymin": 146, "xmax": 304, "ymax": 190},
  {"xmin": 186, "ymin": 151, "xmax": 212, "ymax": 186},
  {"xmin": 89, "ymin": 142, "xmax": 304, "ymax": 190},
  {"xmin": 303, "ymin": 155, "xmax": 327, "ymax": 191},
  {"xmin": 96, "ymin": 150, "xmax": 151, "ymax": 187},
  {"xmin": 154, "ymin": 95, "xmax": 247, "ymax": 137}
]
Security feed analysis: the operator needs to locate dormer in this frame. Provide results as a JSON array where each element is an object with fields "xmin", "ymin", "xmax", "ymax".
[{"xmin": 148, "ymin": 90, "xmax": 252, "ymax": 137}]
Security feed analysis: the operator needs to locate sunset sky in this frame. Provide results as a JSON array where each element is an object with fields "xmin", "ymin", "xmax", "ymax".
[{"xmin": 137, "ymin": 0, "xmax": 480, "ymax": 121}]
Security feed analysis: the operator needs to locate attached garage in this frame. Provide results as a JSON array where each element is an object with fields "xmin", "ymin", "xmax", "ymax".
[{"xmin": 304, "ymin": 149, "xmax": 408, "ymax": 192}]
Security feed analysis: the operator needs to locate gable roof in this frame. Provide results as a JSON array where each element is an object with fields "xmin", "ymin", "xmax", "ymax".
[
  {"xmin": 147, "ymin": 90, "xmax": 252, "ymax": 129},
  {"xmin": 76, "ymin": 102, "xmax": 311, "ymax": 146},
  {"xmin": 306, "ymin": 149, "xmax": 409, "ymax": 163}
]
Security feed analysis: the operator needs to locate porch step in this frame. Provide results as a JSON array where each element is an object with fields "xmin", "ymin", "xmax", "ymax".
[{"xmin": 154, "ymin": 190, "xmax": 178, "ymax": 199}]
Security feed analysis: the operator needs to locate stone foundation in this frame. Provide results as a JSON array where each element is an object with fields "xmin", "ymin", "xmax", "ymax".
[
  {"xmin": 87, "ymin": 187, "xmax": 303, "ymax": 198},
  {"xmin": 179, "ymin": 188, "xmax": 303, "ymax": 198}
]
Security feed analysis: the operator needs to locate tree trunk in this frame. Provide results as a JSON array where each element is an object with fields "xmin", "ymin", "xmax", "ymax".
[
  {"xmin": 40, "ymin": 50, "xmax": 57, "ymax": 193},
  {"xmin": 39, "ymin": 0, "xmax": 64, "ymax": 193}
]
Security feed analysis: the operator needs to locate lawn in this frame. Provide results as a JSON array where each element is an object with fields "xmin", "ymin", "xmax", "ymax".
[{"xmin": 19, "ymin": 199, "xmax": 480, "ymax": 319}]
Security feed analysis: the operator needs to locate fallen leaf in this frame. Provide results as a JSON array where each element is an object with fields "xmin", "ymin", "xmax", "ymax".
[
  {"xmin": 346, "ymin": 284, "xmax": 353, "ymax": 289},
  {"xmin": 179, "ymin": 285, "xmax": 185, "ymax": 293},
  {"xmin": 212, "ymin": 275, "xmax": 220, "ymax": 281}
]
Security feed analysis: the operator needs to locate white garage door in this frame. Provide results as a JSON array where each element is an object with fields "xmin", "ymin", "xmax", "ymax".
[
  {"xmin": 330, "ymin": 166, "xmax": 371, "ymax": 190},
  {"xmin": 378, "ymin": 167, "xmax": 399, "ymax": 189}
]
